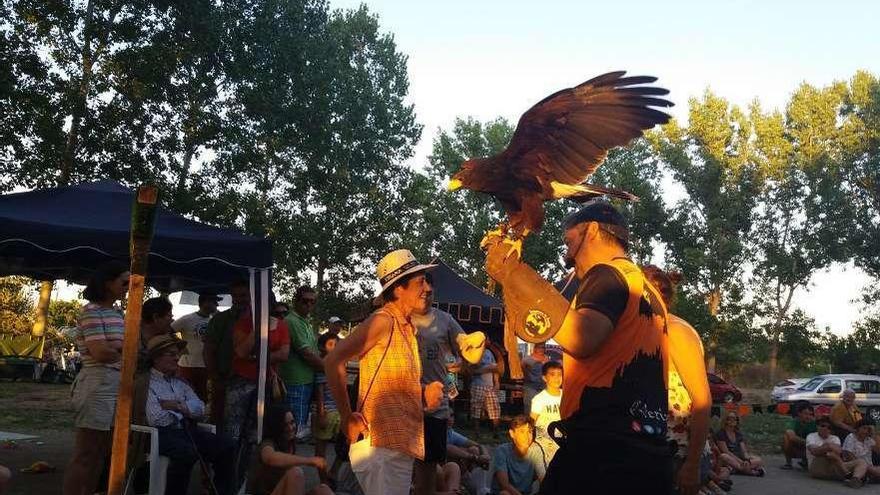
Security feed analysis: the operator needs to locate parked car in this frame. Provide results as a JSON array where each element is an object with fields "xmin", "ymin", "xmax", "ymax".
[
  {"xmin": 770, "ymin": 378, "xmax": 810, "ymax": 403},
  {"xmin": 708, "ymin": 373, "xmax": 743, "ymax": 403},
  {"xmin": 779, "ymin": 374, "xmax": 880, "ymax": 421}
]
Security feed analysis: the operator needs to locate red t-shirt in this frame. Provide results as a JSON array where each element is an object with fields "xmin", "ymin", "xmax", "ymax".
[{"xmin": 231, "ymin": 314, "xmax": 290, "ymax": 380}]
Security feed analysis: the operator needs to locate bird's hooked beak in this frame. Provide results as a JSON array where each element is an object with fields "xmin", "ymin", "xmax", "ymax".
[{"xmin": 447, "ymin": 178, "xmax": 463, "ymax": 191}]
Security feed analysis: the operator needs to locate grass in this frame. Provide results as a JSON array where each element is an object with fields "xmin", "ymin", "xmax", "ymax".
[{"xmin": 0, "ymin": 380, "xmax": 74, "ymax": 433}]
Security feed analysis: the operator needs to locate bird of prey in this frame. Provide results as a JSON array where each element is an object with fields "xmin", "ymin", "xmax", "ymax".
[{"xmin": 447, "ymin": 71, "xmax": 673, "ymax": 255}]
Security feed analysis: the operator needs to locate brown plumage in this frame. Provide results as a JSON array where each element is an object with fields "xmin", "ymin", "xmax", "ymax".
[{"xmin": 448, "ymin": 71, "xmax": 673, "ymax": 237}]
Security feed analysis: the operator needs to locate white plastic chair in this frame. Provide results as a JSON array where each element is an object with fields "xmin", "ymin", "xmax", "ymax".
[{"xmin": 129, "ymin": 423, "xmax": 216, "ymax": 495}]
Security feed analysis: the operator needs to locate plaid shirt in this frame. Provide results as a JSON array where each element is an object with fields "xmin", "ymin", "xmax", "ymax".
[{"xmin": 358, "ymin": 305, "xmax": 424, "ymax": 459}]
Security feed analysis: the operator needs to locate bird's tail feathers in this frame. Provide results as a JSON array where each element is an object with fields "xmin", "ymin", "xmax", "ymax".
[{"xmin": 550, "ymin": 181, "xmax": 639, "ymax": 203}]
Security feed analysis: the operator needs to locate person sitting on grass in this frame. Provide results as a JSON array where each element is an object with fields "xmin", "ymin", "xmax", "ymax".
[
  {"xmin": 446, "ymin": 417, "xmax": 491, "ymax": 494},
  {"xmin": 843, "ymin": 419, "xmax": 880, "ymax": 480},
  {"xmin": 807, "ymin": 416, "xmax": 868, "ymax": 488},
  {"xmin": 529, "ymin": 361, "xmax": 562, "ymax": 463},
  {"xmin": 782, "ymin": 404, "xmax": 816, "ymax": 470},
  {"xmin": 831, "ymin": 389, "xmax": 864, "ymax": 442},
  {"xmin": 314, "ymin": 333, "xmax": 342, "ymax": 487},
  {"xmin": 255, "ymin": 405, "xmax": 333, "ymax": 495},
  {"xmin": 491, "ymin": 415, "xmax": 546, "ymax": 495},
  {"xmin": 715, "ymin": 412, "xmax": 765, "ymax": 476}
]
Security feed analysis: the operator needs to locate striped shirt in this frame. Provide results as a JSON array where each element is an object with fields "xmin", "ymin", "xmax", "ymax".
[
  {"xmin": 75, "ymin": 303, "xmax": 125, "ymax": 369},
  {"xmin": 358, "ymin": 305, "xmax": 424, "ymax": 460}
]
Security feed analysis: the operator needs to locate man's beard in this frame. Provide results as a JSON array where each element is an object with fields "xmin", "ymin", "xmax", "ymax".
[{"xmin": 564, "ymin": 255, "xmax": 576, "ymax": 269}]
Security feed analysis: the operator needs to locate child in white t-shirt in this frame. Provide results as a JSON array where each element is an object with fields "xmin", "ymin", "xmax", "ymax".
[{"xmin": 530, "ymin": 361, "xmax": 562, "ymax": 462}]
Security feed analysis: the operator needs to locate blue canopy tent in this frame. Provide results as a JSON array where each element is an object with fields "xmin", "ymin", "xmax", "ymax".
[
  {"xmin": 0, "ymin": 180, "xmax": 272, "ymax": 292},
  {"xmin": 0, "ymin": 179, "xmax": 275, "ymax": 440}
]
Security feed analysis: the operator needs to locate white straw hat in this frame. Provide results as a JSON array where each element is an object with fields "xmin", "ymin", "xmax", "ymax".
[{"xmin": 376, "ymin": 249, "xmax": 437, "ymax": 295}]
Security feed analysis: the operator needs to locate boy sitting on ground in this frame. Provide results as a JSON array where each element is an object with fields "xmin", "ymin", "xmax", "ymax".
[
  {"xmin": 491, "ymin": 415, "xmax": 546, "ymax": 495},
  {"xmin": 782, "ymin": 404, "xmax": 816, "ymax": 470},
  {"xmin": 529, "ymin": 361, "xmax": 562, "ymax": 463},
  {"xmin": 807, "ymin": 416, "xmax": 868, "ymax": 488}
]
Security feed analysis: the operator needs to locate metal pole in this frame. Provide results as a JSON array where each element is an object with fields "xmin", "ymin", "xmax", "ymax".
[{"xmin": 107, "ymin": 185, "xmax": 159, "ymax": 495}]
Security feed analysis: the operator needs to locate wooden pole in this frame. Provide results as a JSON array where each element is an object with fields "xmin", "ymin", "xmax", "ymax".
[{"xmin": 107, "ymin": 185, "xmax": 159, "ymax": 495}]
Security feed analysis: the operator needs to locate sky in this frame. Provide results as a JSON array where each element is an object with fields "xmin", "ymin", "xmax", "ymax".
[{"xmin": 322, "ymin": 0, "xmax": 880, "ymax": 335}]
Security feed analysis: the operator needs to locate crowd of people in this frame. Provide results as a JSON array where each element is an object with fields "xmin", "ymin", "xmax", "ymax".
[{"xmin": 49, "ymin": 198, "xmax": 880, "ymax": 495}]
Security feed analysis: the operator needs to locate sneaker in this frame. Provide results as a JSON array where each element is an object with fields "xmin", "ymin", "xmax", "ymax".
[
  {"xmin": 798, "ymin": 458, "xmax": 809, "ymax": 470},
  {"xmin": 780, "ymin": 463, "xmax": 793, "ymax": 470}
]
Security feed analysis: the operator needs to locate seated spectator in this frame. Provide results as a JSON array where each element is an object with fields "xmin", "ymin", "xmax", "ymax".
[
  {"xmin": 144, "ymin": 334, "xmax": 236, "ymax": 495},
  {"xmin": 701, "ymin": 436, "xmax": 732, "ymax": 495},
  {"xmin": 843, "ymin": 419, "xmax": 880, "ymax": 479},
  {"xmin": 807, "ymin": 416, "xmax": 868, "ymax": 488},
  {"xmin": 445, "ymin": 418, "xmax": 490, "ymax": 494},
  {"xmin": 529, "ymin": 361, "xmax": 562, "ymax": 463},
  {"xmin": 255, "ymin": 405, "xmax": 332, "ymax": 495},
  {"xmin": 782, "ymin": 404, "xmax": 816, "ymax": 470},
  {"xmin": 831, "ymin": 389, "xmax": 864, "ymax": 441},
  {"xmin": 491, "ymin": 415, "xmax": 546, "ymax": 495},
  {"xmin": 715, "ymin": 412, "xmax": 765, "ymax": 476}
]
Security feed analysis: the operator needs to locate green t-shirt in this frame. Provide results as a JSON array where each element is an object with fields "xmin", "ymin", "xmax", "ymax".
[
  {"xmin": 205, "ymin": 308, "xmax": 241, "ymax": 379},
  {"xmin": 786, "ymin": 418, "xmax": 817, "ymax": 439},
  {"xmin": 277, "ymin": 312, "xmax": 319, "ymax": 385}
]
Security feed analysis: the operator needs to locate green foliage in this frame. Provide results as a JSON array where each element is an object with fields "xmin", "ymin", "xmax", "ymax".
[
  {"xmin": 47, "ymin": 299, "xmax": 81, "ymax": 331},
  {"xmin": 650, "ymin": 91, "xmax": 764, "ymax": 368},
  {"xmin": 0, "ymin": 276, "xmax": 34, "ymax": 334}
]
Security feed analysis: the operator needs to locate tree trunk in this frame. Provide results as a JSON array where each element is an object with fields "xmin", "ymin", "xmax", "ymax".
[
  {"xmin": 705, "ymin": 288, "xmax": 721, "ymax": 373},
  {"xmin": 59, "ymin": 0, "xmax": 96, "ymax": 183},
  {"xmin": 316, "ymin": 254, "xmax": 326, "ymax": 296},
  {"xmin": 30, "ymin": 281, "xmax": 53, "ymax": 337},
  {"xmin": 769, "ymin": 339, "xmax": 780, "ymax": 384}
]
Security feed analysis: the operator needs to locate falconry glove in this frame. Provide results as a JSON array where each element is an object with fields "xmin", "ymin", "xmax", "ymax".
[{"xmin": 485, "ymin": 238, "xmax": 571, "ymax": 343}]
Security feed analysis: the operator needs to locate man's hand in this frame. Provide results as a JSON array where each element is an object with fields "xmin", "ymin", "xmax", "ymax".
[
  {"xmin": 424, "ymin": 381, "xmax": 444, "ymax": 411},
  {"xmin": 345, "ymin": 412, "xmax": 368, "ymax": 442}
]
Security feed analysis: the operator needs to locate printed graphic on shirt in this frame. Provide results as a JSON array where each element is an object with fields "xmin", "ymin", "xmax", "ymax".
[{"xmin": 562, "ymin": 258, "xmax": 669, "ymax": 440}]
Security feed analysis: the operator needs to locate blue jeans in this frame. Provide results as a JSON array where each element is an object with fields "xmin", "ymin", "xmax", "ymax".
[{"xmin": 286, "ymin": 383, "xmax": 313, "ymax": 429}]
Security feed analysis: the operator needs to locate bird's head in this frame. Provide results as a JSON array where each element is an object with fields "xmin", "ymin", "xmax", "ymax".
[{"xmin": 447, "ymin": 160, "xmax": 477, "ymax": 192}]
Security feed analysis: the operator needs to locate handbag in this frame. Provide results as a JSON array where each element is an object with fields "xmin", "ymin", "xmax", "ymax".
[{"xmin": 269, "ymin": 370, "xmax": 286, "ymax": 402}]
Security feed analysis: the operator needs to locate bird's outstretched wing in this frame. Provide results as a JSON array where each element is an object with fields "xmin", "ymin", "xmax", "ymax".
[{"xmin": 502, "ymin": 71, "xmax": 673, "ymax": 185}]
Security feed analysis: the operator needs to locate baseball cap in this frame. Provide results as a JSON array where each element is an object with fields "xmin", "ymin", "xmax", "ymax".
[{"xmin": 561, "ymin": 200, "xmax": 629, "ymax": 245}]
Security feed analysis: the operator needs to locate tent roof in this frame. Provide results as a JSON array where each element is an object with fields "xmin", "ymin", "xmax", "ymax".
[
  {"xmin": 429, "ymin": 259, "xmax": 503, "ymax": 327},
  {"xmin": 0, "ymin": 180, "xmax": 272, "ymax": 291}
]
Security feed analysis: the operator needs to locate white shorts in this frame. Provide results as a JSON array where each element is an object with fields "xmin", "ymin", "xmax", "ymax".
[{"xmin": 349, "ymin": 438, "xmax": 414, "ymax": 495}]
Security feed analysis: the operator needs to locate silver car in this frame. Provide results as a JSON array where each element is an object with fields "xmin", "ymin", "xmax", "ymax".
[{"xmin": 781, "ymin": 373, "xmax": 880, "ymax": 421}]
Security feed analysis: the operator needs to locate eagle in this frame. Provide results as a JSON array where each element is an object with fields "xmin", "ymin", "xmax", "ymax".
[{"xmin": 447, "ymin": 71, "xmax": 673, "ymax": 254}]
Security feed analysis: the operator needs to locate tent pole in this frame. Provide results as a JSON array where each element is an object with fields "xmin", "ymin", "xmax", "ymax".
[
  {"xmin": 107, "ymin": 185, "xmax": 159, "ymax": 495},
  {"xmin": 31, "ymin": 280, "xmax": 53, "ymax": 337}
]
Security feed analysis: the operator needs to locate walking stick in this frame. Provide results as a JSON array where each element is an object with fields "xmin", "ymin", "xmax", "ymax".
[{"xmin": 107, "ymin": 185, "xmax": 159, "ymax": 495}]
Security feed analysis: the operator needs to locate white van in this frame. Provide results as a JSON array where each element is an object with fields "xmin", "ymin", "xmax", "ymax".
[{"xmin": 781, "ymin": 374, "xmax": 880, "ymax": 421}]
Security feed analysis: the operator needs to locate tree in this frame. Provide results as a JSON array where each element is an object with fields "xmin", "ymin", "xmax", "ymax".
[
  {"xmin": 749, "ymin": 82, "xmax": 852, "ymax": 382},
  {"xmin": 650, "ymin": 91, "xmax": 764, "ymax": 371},
  {"xmin": 198, "ymin": 2, "xmax": 422, "ymax": 305},
  {"xmin": 0, "ymin": 277, "xmax": 34, "ymax": 335}
]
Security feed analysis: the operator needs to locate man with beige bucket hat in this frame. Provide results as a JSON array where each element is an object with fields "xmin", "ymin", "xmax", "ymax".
[{"xmin": 326, "ymin": 249, "xmax": 481, "ymax": 495}]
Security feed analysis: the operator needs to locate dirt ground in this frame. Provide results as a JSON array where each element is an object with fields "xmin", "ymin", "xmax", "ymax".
[{"xmin": 2, "ymin": 382, "xmax": 878, "ymax": 495}]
